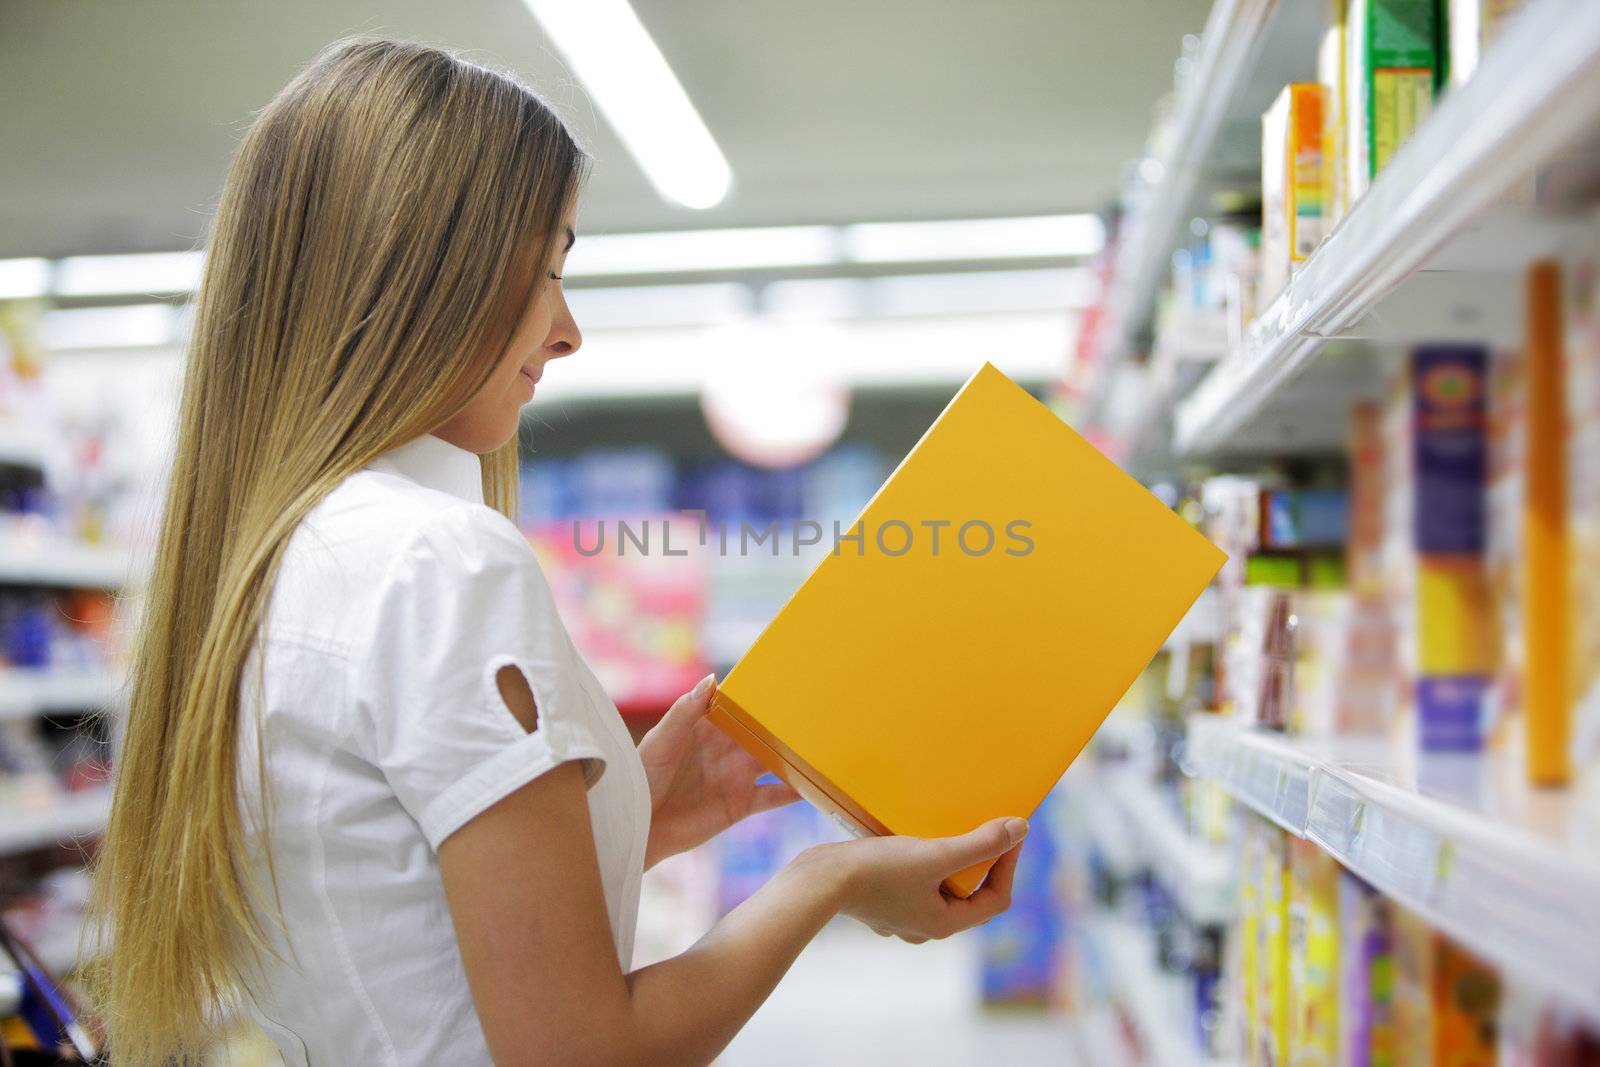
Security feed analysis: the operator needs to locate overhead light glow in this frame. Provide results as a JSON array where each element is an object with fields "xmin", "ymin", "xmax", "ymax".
[
  {"xmin": 564, "ymin": 282, "xmax": 753, "ymax": 328},
  {"xmin": 41, "ymin": 304, "xmax": 177, "ymax": 350},
  {"xmin": 565, "ymin": 226, "xmax": 836, "ymax": 276},
  {"xmin": 0, "ymin": 258, "xmax": 50, "ymax": 300},
  {"xmin": 523, "ymin": 0, "xmax": 732, "ymax": 209},
  {"xmin": 55, "ymin": 251, "xmax": 204, "ymax": 297},
  {"xmin": 841, "ymin": 214, "xmax": 1105, "ymax": 263}
]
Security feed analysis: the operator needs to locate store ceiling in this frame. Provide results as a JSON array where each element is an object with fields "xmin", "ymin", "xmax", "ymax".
[{"xmin": 1, "ymin": 0, "xmax": 1205, "ymax": 259}]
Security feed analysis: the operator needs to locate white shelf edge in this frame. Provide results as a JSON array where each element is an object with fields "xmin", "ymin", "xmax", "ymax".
[
  {"xmin": 1102, "ymin": 771, "xmax": 1235, "ymax": 927},
  {"xmin": 0, "ymin": 668, "xmax": 126, "ymax": 721},
  {"xmin": 0, "ymin": 540, "xmax": 133, "ymax": 588},
  {"xmin": 1183, "ymin": 714, "xmax": 1600, "ymax": 1025},
  {"xmin": 1089, "ymin": 914, "xmax": 1215, "ymax": 1067},
  {"xmin": 0, "ymin": 788, "xmax": 112, "ymax": 856},
  {"xmin": 0, "ymin": 425, "xmax": 51, "ymax": 471},
  {"xmin": 1175, "ymin": 0, "xmax": 1600, "ymax": 454}
]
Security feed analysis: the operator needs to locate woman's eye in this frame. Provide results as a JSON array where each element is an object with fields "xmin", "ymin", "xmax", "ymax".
[{"xmin": 549, "ymin": 272, "xmax": 564, "ymax": 281}]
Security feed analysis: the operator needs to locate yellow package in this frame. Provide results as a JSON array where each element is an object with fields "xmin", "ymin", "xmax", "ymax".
[{"xmin": 708, "ymin": 362, "xmax": 1226, "ymax": 896}]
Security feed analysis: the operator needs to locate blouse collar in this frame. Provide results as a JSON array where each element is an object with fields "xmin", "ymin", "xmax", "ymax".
[{"xmin": 365, "ymin": 433, "xmax": 485, "ymax": 506}]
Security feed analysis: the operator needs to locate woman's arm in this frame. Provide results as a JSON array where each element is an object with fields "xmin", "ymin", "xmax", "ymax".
[
  {"xmin": 439, "ymin": 675, "xmax": 1024, "ymax": 1067},
  {"xmin": 440, "ymin": 757, "xmax": 837, "ymax": 1067}
]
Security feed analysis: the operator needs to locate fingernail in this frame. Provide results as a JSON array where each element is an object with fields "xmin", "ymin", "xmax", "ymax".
[
  {"xmin": 1004, "ymin": 818, "xmax": 1029, "ymax": 844},
  {"xmin": 694, "ymin": 673, "xmax": 716, "ymax": 698}
]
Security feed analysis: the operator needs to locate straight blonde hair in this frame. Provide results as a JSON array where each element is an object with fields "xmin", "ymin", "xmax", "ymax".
[{"xmin": 86, "ymin": 38, "xmax": 589, "ymax": 1064}]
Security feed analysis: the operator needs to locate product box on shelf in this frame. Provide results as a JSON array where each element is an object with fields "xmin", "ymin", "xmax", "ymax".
[
  {"xmin": 1569, "ymin": 250, "xmax": 1600, "ymax": 773},
  {"xmin": 1345, "ymin": 0, "xmax": 1439, "ymax": 204},
  {"xmin": 1262, "ymin": 84, "xmax": 1329, "ymax": 304},
  {"xmin": 1239, "ymin": 816, "xmax": 1263, "ymax": 1064},
  {"xmin": 1524, "ymin": 260, "xmax": 1571, "ymax": 786},
  {"xmin": 1260, "ymin": 824, "xmax": 1291, "ymax": 1067},
  {"xmin": 1412, "ymin": 345, "xmax": 1497, "ymax": 753},
  {"xmin": 1317, "ymin": 7, "xmax": 1349, "ymax": 229},
  {"xmin": 1485, "ymin": 340, "xmax": 1527, "ymax": 754},
  {"xmin": 1287, "ymin": 837, "xmax": 1340, "ymax": 1066},
  {"xmin": 1337, "ymin": 871, "xmax": 1396, "ymax": 1067},
  {"xmin": 1432, "ymin": 937, "xmax": 1503, "ymax": 1067},
  {"xmin": 1392, "ymin": 904, "xmax": 1436, "ymax": 1067}
]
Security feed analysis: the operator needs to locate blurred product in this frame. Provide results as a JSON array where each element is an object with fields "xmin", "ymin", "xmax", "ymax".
[
  {"xmin": 1288, "ymin": 838, "xmax": 1340, "ymax": 1066},
  {"xmin": 1337, "ymin": 871, "xmax": 1397, "ymax": 1067},
  {"xmin": 1570, "ymin": 249, "xmax": 1600, "ymax": 771},
  {"xmin": 1523, "ymin": 260, "xmax": 1570, "ymax": 785},
  {"xmin": 1345, "ymin": 0, "xmax": 1439, "ymax": 204},
  {"xmin": 1318, "ymin": 8, "xmax": 1350, "ymax": 228},
  {"xmin": 1262, "ymin": 84, "xmax": 1329, "ymax": 303},
  {"xmin": 1412, "ymin": 345, "xmax": 1496, "ymax": 753}
]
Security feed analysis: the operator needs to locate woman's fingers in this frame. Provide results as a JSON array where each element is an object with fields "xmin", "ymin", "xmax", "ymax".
[
  {"xmin": 654, "ymin": 673, "xmax": 718, "ymax": 737},
  {"xmin": 931, "ymin": 816, "xmax": 1028, "ymax": 877},
  {"xmin": 749, "ymin": 781, "xmax": 802, "ymax": 814},
  {"xmin": 943, "ymin": 841, "xmax": 1023, "ymax": 928}
]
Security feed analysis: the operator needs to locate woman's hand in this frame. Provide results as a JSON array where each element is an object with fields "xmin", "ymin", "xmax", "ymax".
[
  {"xmin": 638, "ymin": 674, "xmax": 802, "ymax": 869},
  {"xmin": 796, "ymin": 816, "xmax": 1027, "ymax": 943}
]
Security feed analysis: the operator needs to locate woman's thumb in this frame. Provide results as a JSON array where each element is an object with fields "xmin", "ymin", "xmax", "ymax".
[{"xmin": 936, "ymin": 816, "xmax": 1028, "ymax": 872}]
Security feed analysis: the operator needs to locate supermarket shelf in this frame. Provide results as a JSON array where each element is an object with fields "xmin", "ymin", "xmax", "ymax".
[
  {"xmin": 1175, "ymin": 0, "xmax": 1600, "ymax": 454},
  {"xmin": 1087, "ymin": 914, "xmax": 1221, "ymax": 1067},
  {"xmin": 0, "ymin": 424, "xmax": 51, "ymax": 470},
  {"xmin": 0, "ymin": 789, "xmax": 111, "ymax": 856},
  {"xmin": 0, "ymin": 668, "xmax": 124, "ymax": 721},
  {"xmin": 1102, "ymin": 771, "xmax": 1234, "ymax": 927},
  {"xmin": 0, "ymin": 539, "xmax": 133, "ymax": 588},
  {"xmin": 0, "ymin": 923, "xmax": 86, "ymax": 1017},
  {"xmin": 1094, "ymin": 0, "xmax": 1323, "ymax": 368},
  {"xmin": 1183, "ymin": 714, "xmax": 1600, "ymax": 1024}
]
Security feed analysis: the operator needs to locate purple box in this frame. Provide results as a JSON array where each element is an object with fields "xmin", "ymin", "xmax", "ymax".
[{"xmin": 1411, "ymin": 345, "xmax": 1488, "ymax": 555}]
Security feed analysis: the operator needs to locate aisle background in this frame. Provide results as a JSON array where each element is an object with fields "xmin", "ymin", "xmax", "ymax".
[
  {"xmin": 7, "ymin": 1, "xmax": 1600, "ymax": 1065},
  {"xmin": 0, "ymin": 2, "xmax": 1205, "ymax": 1064}
]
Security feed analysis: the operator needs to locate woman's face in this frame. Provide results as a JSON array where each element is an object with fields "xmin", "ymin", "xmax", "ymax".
[{"xmin": 433, "ymin": 202, "xmax": 582, "ymax": 454}]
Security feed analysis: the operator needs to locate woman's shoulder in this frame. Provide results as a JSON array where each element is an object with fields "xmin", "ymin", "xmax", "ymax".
[{"xmin": 271, "ymin": 471, "xmax": 546, "ymax": 644}]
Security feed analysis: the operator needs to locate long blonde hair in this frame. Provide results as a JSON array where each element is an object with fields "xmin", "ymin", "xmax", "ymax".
[{"xmin": 86, "ymin": 38, "xmax": 589, "ymax": 1063}]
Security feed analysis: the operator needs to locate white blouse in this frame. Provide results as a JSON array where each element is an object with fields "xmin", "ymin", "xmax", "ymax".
[{"xmin": 234, "ymin": 432, "xmax": 651, "ymax": 1066}]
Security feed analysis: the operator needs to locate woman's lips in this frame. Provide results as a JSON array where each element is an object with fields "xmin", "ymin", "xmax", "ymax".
[{"xmin": 519, "ymin": 367, "xmax": 539, "ymax": 395}]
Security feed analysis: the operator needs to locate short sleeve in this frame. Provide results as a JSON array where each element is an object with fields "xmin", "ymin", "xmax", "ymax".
[{"xmin": 354, "ymin": 504, "xmax": 610, "ymax": 850}]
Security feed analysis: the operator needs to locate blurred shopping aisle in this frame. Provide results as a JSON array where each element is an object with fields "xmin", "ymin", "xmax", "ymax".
[{"xmin": 719, "ymin": 917, "xmax": 1077, "ymax": 1067}]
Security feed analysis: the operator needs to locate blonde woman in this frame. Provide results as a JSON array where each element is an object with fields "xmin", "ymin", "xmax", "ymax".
[{"xmin": 90, "ymin": 38, "xmax": 1028, "ymax": 1067}]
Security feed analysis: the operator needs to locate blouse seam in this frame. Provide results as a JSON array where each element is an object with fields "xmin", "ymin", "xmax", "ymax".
[{"xmin": 307, "ymin": 701, "xmax": 401, "ymax": 1067}]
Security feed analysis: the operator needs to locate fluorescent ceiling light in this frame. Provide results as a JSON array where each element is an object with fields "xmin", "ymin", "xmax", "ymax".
[
  {"xmin": 42, "ymin": 304, "xmax": 177, "ymax": 350},
  {"xmin": 763, "ymin": 268, "xmax": 1096, "ymax": 320},
  {"xmin": 841, "ymin": 214, "xmax": 1104, "ymax": 263},
  {"xmin": 564, "ymin": 282, "xmax": 753, "ymax": 328},
  {"xmin": 533, "ymin": 311, "xmax": 1072, "ymax": 399},
  {"xmin": 0, "ymin": 258, "xmax": 50, "ymax": 300},
  {"xmin": 55, "ymin": 251, "xmax": 204, "ymax": 296},
  {"xmin": 565, "ymin": 226, "xmax": 836, "ymax": 276},
  {"xmin": 524, "ymin": 0, "xmax": 732, "ymax": 209}
]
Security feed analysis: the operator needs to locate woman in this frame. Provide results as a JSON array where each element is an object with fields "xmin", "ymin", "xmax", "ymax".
[{"xmin": 89, "ymin": 38, "xmax": 1027, "ymax": 1066}]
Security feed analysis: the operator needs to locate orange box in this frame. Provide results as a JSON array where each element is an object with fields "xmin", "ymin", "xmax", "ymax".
[{"xmin": 708, "ymin": 363, "xmax": 1226, "ymax": 896}]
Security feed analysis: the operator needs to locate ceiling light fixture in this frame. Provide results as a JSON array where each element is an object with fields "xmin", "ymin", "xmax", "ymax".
[
  {"xmin": 0, "ymin": 258, "xmax": 51, "ymax": 300},
  {"xmin": 54, "ymin": 251, "xmax": 204, "ymax": 297},
  {"xmin": 523, "ymin": 0, "xmax": 732, "ymax": 210},
  {"xmin": 841, "ymin": 214, "xmax": 1105, "ymax": 263},
  {"xmin": 41, "ymin": 304, "xmax": 178, "ymax": 350},
  {"xmin": 565, "ymin": 226, "xmax": 836, "ymax": 276}
]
